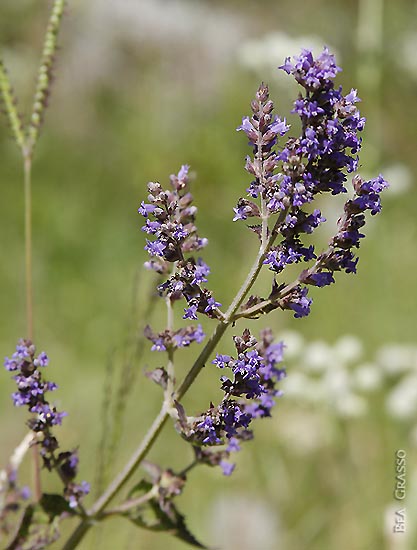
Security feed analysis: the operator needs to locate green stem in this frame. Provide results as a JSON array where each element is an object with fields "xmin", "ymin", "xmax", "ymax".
[
  {"xmin": 164, "ymin": 287, "xmax": 175, "ymax": 406},
  {"xmin": 24, "ymin": 154, "xmax": 34, "ymax": 341},
  {"xmin": 62, "ymin": 407, "xmax": 170, "ymax": 549},
  {"xmin": 23, "ymin": 152, "xmax": 42, "ymax": 502},
  {"xmin": 100, "ymin": 488, "xmax": 157, "ymax": 518}
]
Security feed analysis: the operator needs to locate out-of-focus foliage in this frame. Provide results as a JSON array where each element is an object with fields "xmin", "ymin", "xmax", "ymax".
[{"xmin": 1, "ymin": 1, "xmax": 416, "ymax": 549}]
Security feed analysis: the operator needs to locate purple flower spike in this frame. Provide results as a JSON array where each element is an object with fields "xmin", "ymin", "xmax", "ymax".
[
  {"xmin": 185, "ymin": 329, "xmax": 285, "ymax": 475},
  {"xmin": 4, "ymin": 339, "xmax": 88, "ymax": 510},
  {"xmin": 234, "ymin": 47, "xmax": 387, "ymax": 319}
]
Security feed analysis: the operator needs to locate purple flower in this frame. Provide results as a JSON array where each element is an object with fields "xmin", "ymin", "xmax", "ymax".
[
  {"xmin": 151, "ymin": 337, "xmax": 167, "ymax": 352},
  {"xmin": 220, "ymin": 461, "xmax": 235, "ymax": 476},
  {"xmin": 284, "ymin": 47, "xmax": 341, "ymax": 90},
  {"xmin": 142, "ymin": 219, "xmax": 161, "ymax": 234},
  {"xmin": 191, "ymin": 259, "xmax": 210, "ymax": 285},
  {"xmin": 66, "ymin": 480, "xmax": 90, "ymax": 509},
  {"xmin": 145, "ymin": 239, "xmax": 166, "ymax": 257},
  {"xmin": 237, "ymin": 117, "xmax": 257, "ymax": 141},
  {"xmin": 173, "ymin": 225, "xmax": 188, "ymax": 240},
  {"xmin": 226, "ymin": 438, "xmax": 241, "ymax": 453},
  {"xmin": 269, "ymin": 117, "xmax": 290, "ymax": 136},
  {"xmin": 4, "ymin": 356, "xmax": 18, "ymax": 371},
  {"xmin": 233, "ymin": 205, "xmax": 250, "ymax": 221},
  {"xmin": 265, "ymin": 342, "xmax": 285, "ymax": 366},
  {"xmin": 138, "ymin": 201, "xmax": 157, "ymax": 217},
  {"xmin": 177, "ymin": 164, "xmax": 190, "ymax": 181},
  {"xmin": 204, "ymin": 297, "xmax": 222, "ymax": 313},
  {"xmin": 279, "ymin": 57, "xmax": 294, "ymax": 74},
  {"xmin": 309, "ymin": 271, "xmax": 335, "ymax": 287},
  {"xmin": 172, "ymin": 325, "xmax": 205, "ymax": 347},
  {"xmin": 190, "ymin": 324, "xmax": 205, "ymax": 344},
  {"xmin": 212, "ymin": 354, "xmax": 232, "ymax": 369},
  {"xmin": 34, "ymin": 351, "xmax": 49, "ymax": 367},
  {"xmin": 20, "ymin": 486, "xmax": 31, "ymax": 500},
  {"xmin": 183, "ymin": 304, "xmax": 198, "ymax": 320},
  {"xmin": 287, "ymin": 287, "xmax": 312, "ymax": 318}
]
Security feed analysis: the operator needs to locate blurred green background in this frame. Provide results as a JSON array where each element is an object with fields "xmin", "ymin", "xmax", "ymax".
[{"xmin": 1, "ymin": 0, "xmax": 416, "ymax": 549}]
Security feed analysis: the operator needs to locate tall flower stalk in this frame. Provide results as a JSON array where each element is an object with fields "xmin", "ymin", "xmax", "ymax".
[{"xmin": 0, "ymin": 0, "xmax": 66, "ymax": 502}]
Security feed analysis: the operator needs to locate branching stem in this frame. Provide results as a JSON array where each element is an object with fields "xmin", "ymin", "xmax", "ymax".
[{"xmin": 62, "ymin": 203, "xmax": 287, "ymax": 549}]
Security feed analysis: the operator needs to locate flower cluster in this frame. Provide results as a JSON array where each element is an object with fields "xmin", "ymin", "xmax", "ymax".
[
  {"xmin": 139, "ymin": 165, "xmax": 222, "ymax": 324},
  {"xmin": 299, "ymin": 173, "xmax": 388, "ymax": 289},
  {"xmin": 144, "ymin": 324, "xmax": 205, "ymax": 352},
  {"xmin": 4, "ymin": 340, "xmax": 89, "ymax": 509},
  {"xmin": 235, "ymin": 48, "xmax": 388, "ymax": 319},
  {"xmin": 177, "ymin": 329, "xmax": 285, "ymax": 475}
]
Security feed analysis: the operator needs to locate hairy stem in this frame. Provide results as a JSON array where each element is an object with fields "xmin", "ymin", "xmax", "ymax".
[
  {"xmin": 100, "ymin": 488, "xmax": 157, "ymax": 518},
  {"xmin": 164, "ymin": 292, "xmax": 175, "ymax": 405}
]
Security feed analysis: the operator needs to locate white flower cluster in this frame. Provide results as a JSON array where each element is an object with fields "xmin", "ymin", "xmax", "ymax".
[
  {"xmin": 238, "ymin": 31, "xmax": 338, "ymax": 78},
  {"xmin": 280, "ymin": 331, "xmax": 417, "ymax": 444}
]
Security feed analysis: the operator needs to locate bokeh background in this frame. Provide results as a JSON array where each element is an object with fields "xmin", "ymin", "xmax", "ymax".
[{"xmin": 1, "ymin": 0, "xmax": 417, "ymax": 549}]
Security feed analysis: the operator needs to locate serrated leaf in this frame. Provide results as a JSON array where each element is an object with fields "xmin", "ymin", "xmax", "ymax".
[
  {"xmin": 5, "ymin": 503, "xmax": 61, "ymax": 550},
  {"xmin": 6, "ymin": 505, "xmax": 34, "ymax": 550},
  {"xmin": 127, "ymin": 479, "xmax": 153, "ymax": 500},
  {"xmin": 248, "ymin": 224, "xmax": 263, "ymax": 239},
  {"xmin": 126, "ymin": 499, "xmax": 207, "ymax": 549},
  {"xmin": 39, "ymin": 494, "xmax": 74, "ymax": 519}
]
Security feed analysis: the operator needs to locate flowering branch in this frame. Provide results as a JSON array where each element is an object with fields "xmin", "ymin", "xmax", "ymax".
[
  {"xmin": 2, "ymin": 44, "xmax": 388, "ymax": 550},
  {"xmin": 62, "ymin": 48, "xmax": 388, "ymax": 550}
]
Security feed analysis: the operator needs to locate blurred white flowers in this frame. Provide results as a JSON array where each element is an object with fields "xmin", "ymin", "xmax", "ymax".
[
  {"xmin": 386, "ymin": 375, "xmax": 417, "ymax": 420},
  {"xmin": 210, "ymin": 495, "xmax": 280, "ymax": 550},
  {"xmin": 279, "ymin": 331, "xmax": 417, "ymax": 444},
  {"xmin": 238, "ymin": 31, "xmax": 339, "ymax": 77}
]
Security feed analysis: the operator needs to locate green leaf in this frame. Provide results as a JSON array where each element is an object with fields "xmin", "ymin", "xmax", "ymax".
[
  {"xmin": 5, "ymin": 502, "xmax": 62, "ymax": 550},
  {"xmin": 127, "ymin": 479, "xmax": 153, "ymax": 500},
  {"xmin": 126, "ymin": 499, "xmax": 207, "ymax": 549},
  {"xmin": 6, "ymin": 505, "xmax": 35, "ymax": 550},
  {"xmin": 39, "ymin": 494, "xmax": 75, "ymax": 519}
]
